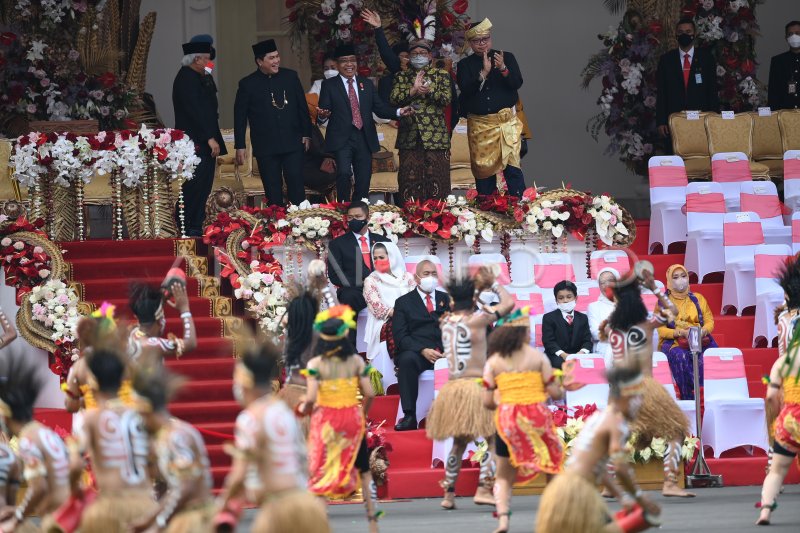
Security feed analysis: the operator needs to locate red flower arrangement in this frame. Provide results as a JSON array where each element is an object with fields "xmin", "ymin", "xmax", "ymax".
[
  {"xmin": 466, "ymin": 190, "xmax": 529, "ymax": 223},
  {"xmin": 404, "ymin": 199, "xmax": 460, "ymax": 241},
  {"xmin": 559, "ymin": 193, "xmax": 596, "ymax": 241},
  {"xmin": 0, "ymin": 216, "xmax": 53, "ymax": 304}
]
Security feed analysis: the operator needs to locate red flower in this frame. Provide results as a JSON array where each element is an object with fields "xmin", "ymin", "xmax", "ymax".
[
  {"xmin": 648, "ymin": 21, "xmax": 663, "ymax": 36},
  {"xmin": 552, "ymin": 408, "xmax": 567, "ymax": 427},
  {"xmin": 97, "ymin": 72, "xmax": 117, "ymax": 89},
  {"xmin": 522, "ymin": 187, "xmax": 538, "ymax": 202},
  {"xmin": 285, "ymin": 0, "xmax": 296, "ymax": 7},
  {"xmin": 465, "ymin": 189, "xmax": 478, "ymax": 201},
  {"xmin": 741, "ymin": 59, "xmax": 755, "ymax": 75},
  {"xmin": 288, "ymin": 10, "xmax": 298, "ymax": 22},
  {"xmin": 513, "ymin": 207, "xmax": 524, "ymax": 222},
  {"xmin": 353, "ymin": 16, "xmax": 366, "ymax": 32},
  {"xmin": 453, "ymin": 0, "xmax": 469, "ymax": 15},
  {"xmin": 153, "ymin": 146, "xmax": 168, "ymax": 161},
  {"xmin": 357, "ymin": 65, "xmax": 371, "ymax": 77},
  {"xmin": 441, "ymin": 11, "xmax": 455, "ymax": 29},
  {"xmin": 724, "ymin": 55, "xmax": 739, "ymax": 70},
  {"xmin": 0, "ymin": 32, "xmax": 16, "ymax": 46}
]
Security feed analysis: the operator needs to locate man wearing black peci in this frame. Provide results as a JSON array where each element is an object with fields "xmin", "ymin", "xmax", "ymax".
[
  {"xmin": 656, "ymin": 17, "xmax": 719, "ymax": 139},
  {"xmin": 234, "ymin": 39, "xmax": 311, "ymax": 206},
  {"xmin": 172, "ymin": 40, "xmax": 226, "ymax": 237},
  {"xmin": 317, "ymin": 43, "xmax": 414, "ymax": 203},
  {"xmin": 392, "ymin": 260, "xmax": 451, "ymax": 431},
  {"xmin": 326, "ymin": 200, "xmax": 389, "ymax": 343},
  {"xmin": 767, "ymin": 21, "xmax": 800, "ymax": 111}
]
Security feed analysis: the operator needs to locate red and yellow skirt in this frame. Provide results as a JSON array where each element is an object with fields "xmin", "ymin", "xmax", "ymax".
[
  {"xmin": 494, "ymin": 372, "xmax": 563, "ymax": 484},
  {"xmin": 775, "ymin": 382, "xmax": 800, "ymax": 453},
  {"xmin": 307, "ymin": 377, "xmax": 365, "ymax": 498}
]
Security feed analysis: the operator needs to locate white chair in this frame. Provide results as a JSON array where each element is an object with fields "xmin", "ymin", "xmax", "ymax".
[
  {"xmin": 405, "ymin": 254, "xmax": 444, "ymax": 278},
  {"xmin": 468, "ymin": 253, "xmax": 511, "ymax": 284},
  {"xmin": 640, "ymin": 280, "xmax": 666, "ymax": 313},
  {"xmin": 530, "ymin": 315, "xmax": 544, "ymax": 349},
  {"xmin": 739, "ymin": 181, "xmax": 791, "ymax": 246},
  {"xmin": 793, "ymin": 212, "xmax": 800, "ymax": 256},
  {"xmin": 648, "ymin": 156, "xmax": 689, "ymax": 253},
  {"xmin": 589, "ymin": 249, "xmax": 631, "ymax": 280},
  {"xmin": 507, "ymin": 289, "xmax": 546, "ymax": 316},
  {"xmin": 574, "ymin": 281, "xmax": 600, "ymax": 314},
  {"xmin": 652, "ymin": 352, "xmax": 697, "ymax": 436},
  {"xmin": 711, "ymin": 151, "xmax": 753, "ymax": 211},
  {"xmin": 702, "ymin": 348, "xmax": 769, "ymax": 457},
  {"xmin": 533, "ymin": 253, "xmax": 575, "ymax": 289},
  {"xmin": 565, "ymin": 353, "xmax": 609, "ymax": 409},
  {"xmin": 356, "ymin": 309, "xmax": 369, "ymax": 354},
  {"xmin": 430, "ymin": 358, "xmax": 478, "ymax": 467},
  {"xmin": 752, "ymin": 244, "xmax": 792, "ymax": 348},
  {"xmin": 782, "ymin": 150, "xmax": 800, "ymax": 212},
  {"xmin": 684, "ymin": 182, "xmax": 727, "ymax": 282},
  {"xmin": 721, "ymin": 212, "xmax": 764, "ymax": 316}
]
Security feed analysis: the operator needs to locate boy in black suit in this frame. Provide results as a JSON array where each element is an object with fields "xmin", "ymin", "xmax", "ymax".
[
  {"xmin": 392, "ymin": 260, "xmax": 451, "ymax": 430},
  {"xmin": 541, "ymin": 280, "xmax": 593, "ymax": 369},
  {"xmin": 317, "ymin": 43, "xmax": 414, "ymax": 203},
  {"xmin": 656, "ymin": 18, "xmax": 719, "ymax": 139}
]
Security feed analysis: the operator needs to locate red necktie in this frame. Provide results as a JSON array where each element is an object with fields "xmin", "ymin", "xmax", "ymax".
[
  {"xmin": 360, "ymin": 236, "xmax": 370, "ymax": 269},
  {"xmin": 682, "ymin": 53, "xmax": 691, "ymax": 90},
  {"xmin": 348, "ymin": 78, "xmax": 363, "ymax": 130},
  {"xmin": 425, "ymin": 294, "xmax": 434, "ymax": 313},
  {"xmin": 566, "ymin": 313, "xmax": 573, "ymax": 325}
]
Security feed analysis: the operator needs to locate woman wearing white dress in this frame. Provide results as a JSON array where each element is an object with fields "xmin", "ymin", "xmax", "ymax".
[
  {"xmin": 586, "ymin": 268, "xmax": 618, "ymax": 367},
  {"xmin": 363, "ymin": 241, "xmax": 416, "ymax": 391}
]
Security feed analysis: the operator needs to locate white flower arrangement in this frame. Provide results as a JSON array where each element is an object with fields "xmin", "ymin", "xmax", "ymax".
[
  {"xmin": 28, "ymin": 278, "xmax": 80, "ymax": 344},
  {"xmin": 368, "ymin": 210, "xmax": 408, "ymax": 243},
  {"xmin": 291, "ymin": 216, "xmax": 331, "ymax": 241},
  {"xmin": 588, "ymin": 194, "xmax": 629, "ymax": 245},
  {"xmin": 523, "ymin": 200, "xmax": 570, "ymax": 239},
  {"xmin": 234, "ymin": 261, "xmax": 287, "ymax": 333}
]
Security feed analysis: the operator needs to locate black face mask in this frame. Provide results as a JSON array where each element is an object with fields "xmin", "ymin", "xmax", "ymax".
[
  {"xmin": 677, "ymin": 34, "xmax": 694, "ymax": 48},
  {"xmin": 348, "ymin": 219, "xmax": 368, "ymax": 233}
]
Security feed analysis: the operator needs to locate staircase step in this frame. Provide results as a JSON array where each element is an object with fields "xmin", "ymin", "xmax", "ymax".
[
  {"xmin": 60, "ymin": 239, "xmax": 187, "ymax": 260},
  {"xmin": 101, "ymin": 297, "xmax": 215, "ymax": 318},
  {"xmin": 706, "ymin": 456, "xmax": 800, "ymax": 486},
  {"xmin": 163, "ymin": 316, "xmax": 224, "ymax": 338},
  {"xmin": 170, "ymin": 400, "xmax": 240, "ymax": 424},
  {"xmin": 205, "ymin": 444, "xmax": 232, "ymax": 467},
  {"xmin": 384, "ymin": 429, "xmax": 434, "ymax": 469},
  {"xmin": 80, "ymin": 277, "xmax": 201, "ymax": 301},
  {"xmin": 384, "ymin": 467, "xmax": 479, "ymax": 499},
  {"xmin": 69, "ymin": 256, "xmax": 194, "ymax": 278},
  {"xmin": 167, "ymin": 357, "xmax": 236, "ymax": 379},
  {"xmin": 713, "ymin": 316, "xmax": 755, "ymax": 348},
  {"xmin": 692, "ymin": 283, "xmax": 722, "ymax": 314},
  {"xmin": 741, "ymin": 348, "xmax": 778, "ymax": 373},
  {"xmin": 175, "ymin": 379, "xmax": 235, "ymax": 403},
  {"xmin": 368, "ymin": 395, "xmax": 399, "ymax": 425},
  {"xmin": 638, "ymin": 253, "xmax": 685, "ymax": 281},
  {"xmin": 195, "ymin": 422, "xmax": 236, "ymax": 445}
]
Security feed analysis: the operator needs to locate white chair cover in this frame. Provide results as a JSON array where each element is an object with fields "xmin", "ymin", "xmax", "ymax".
[
  {"xmin": 739, "ymin": 180, "xmax": 791, "ymax": 246},
  {"xmin": 648, "ymin": 156, "xmax": 688, "ymax": 253},
  {"xmin": 782, "ymin": 150, "xmax": 800, "ymax": 212},
  {"xmin": 793, "ymin": 211, "xmax": 800, "ymax": 256},
  {"xmin": 752, "ymin": 244, "xmax": 792, "ymax": 347},
  {"xmin": 652, "ymin": 352, "xmax": 697, "ymax": 436},
  {"xmin": 565, "ymin": 353, "xmax": 609, "ymax": 409},
  {"xmin": 468, "ymin": 253, "xmax": 511, "ymax": 285},
  {"xmin": 701, "ymin": 348, "xmax": 769, "ymax": 457},
  {"xmin": 711, "ymin": 151, "xmax": 752, "ymax": 212},
  {"xmin": 720, "ymin": 212, "xmax": 764, "ymax": 316},
  {"xmin": 684, "ymin": 182, "xmax": 726, "ymax": 282},
  {"xmin": 589, "ymin": 249, "xmax": 631, "ymax": 281},
  {"xmin": 395, "ymin": 369, "xmax": 435, "ymax": 425}
]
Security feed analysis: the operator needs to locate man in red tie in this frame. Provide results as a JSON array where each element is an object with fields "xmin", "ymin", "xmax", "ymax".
[
  {"xmin": 655, "ymin": 18, "xmax": 719, "ymax": 141},
  {"xmin": 391, "ymin": 260, "xmax": 451, "ymax": 431},
  {"xmin": 317, "ymin": 43, "xmax": 414, "ymax": 202},
  {"xmin": 326, "ymin": 200, "xmax": 390, "ymax": 344}
]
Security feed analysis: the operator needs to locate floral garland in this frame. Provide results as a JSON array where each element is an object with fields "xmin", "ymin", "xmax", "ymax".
[
  {"xmin": 0, "ymin": 216, "xmax": 53, "ymax": 302},
  {"xmin": 368, "ymin": 206, "xmax": 408, "ymax": 244},
  {"xmin": 589, "ymin": 194, "xmax": 631, "ymax": 246},
  {"xmin": 404, "ymin": 196, "xmax": 489, "ymax": 247},
  {"xmin": 583, "ymin": 1, "xmax": 766, "ymax": 175},
  {"xmin": 554, "ymin": 404, "xmax": 700, "ymax": 464}
]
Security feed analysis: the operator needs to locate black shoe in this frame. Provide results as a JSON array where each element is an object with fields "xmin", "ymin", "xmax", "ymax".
[{"xmin": 394, "ymin": 414, "xmax": 417, "ymax": 431}]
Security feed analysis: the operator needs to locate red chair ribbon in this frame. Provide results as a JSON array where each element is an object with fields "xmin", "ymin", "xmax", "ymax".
[
  {"xmin": 686, "ymin": 192, "xmax": 726, "ymax": 213},
  {"xmin": 723, "ymin": 221, "xmax": 763, "ymax": 246},
  {"xmin": 740, "ymin": 193, "xmax": 783, "ymax": 220},
  {"xmin": 649, "ymin": 165, "xmax": 688, "ymax": 188},
  {"xmin": 712, "ymin": 159, "xmax": 752, "ymax": 182}
]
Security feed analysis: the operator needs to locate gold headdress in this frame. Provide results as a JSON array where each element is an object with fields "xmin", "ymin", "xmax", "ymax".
[
  {"xmin": 465, "ymin": 18, "xmax": 492, "ymax": 41},
  {"xmin": 496, "ymin": 306, "xmax": 531, "ymax": 328}
]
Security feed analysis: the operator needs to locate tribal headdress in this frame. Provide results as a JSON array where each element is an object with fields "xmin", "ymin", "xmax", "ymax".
[
  {"xmin": 0, "ymin": 348, "xmax": 43, "ymax": 423},
  {"xmin": 496, "ymin": 306, "xmax": 531, "ymax": 328},
  {"xmin": 397, "ymin": 0, "xmax": 437, "ymax": 43},
  {"xmin": 314, "ymin": 305, "xmax": 356, "ymax": 341}
]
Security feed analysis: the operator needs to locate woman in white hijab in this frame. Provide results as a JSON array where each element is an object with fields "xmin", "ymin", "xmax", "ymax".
[
  {"xmin": 586, "ymin": 267, "xmax": 619, "ymax": 367},
  {"xmin": 363, "ymin": 240, "xmax": 416, "ymax": 391}
]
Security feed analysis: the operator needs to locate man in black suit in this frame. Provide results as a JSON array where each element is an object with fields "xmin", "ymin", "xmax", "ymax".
[
  {"xmin": 172, "ymin": 40, "xmax": 226, "ymax": 237},
  {"xmin": 326, "ymin": 200, "xmax": 389, "ymax": 342},
  {"xmin": 541, "ymin": 280, "xmax": 593, "ymax": 370},
  {"xmin": 392, "ymin": 259, "xmax": 450, "ymax": 431},
  {"xmin": 234, "ymin": 39, "xmax": 310, "ymax": 206},
  {"xmin": 768, "ymin": 20, "xmax": 800, "ymax": 110},
  {"xmin": 656, "ymin": 18, "xmax": 719, "ymax": 138},
  {"xmin": 317, "ymin": 43, "xmax": 414, "ymax": 203}
]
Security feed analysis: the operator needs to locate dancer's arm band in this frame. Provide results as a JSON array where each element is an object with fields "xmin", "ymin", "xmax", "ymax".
[
  {"xmin": 769, "ymin": 383, "xmax": 781, "ymax": 389},
  {"xmin": 180, "ymin": 312, "xmax": 192, "ymax": 319}
]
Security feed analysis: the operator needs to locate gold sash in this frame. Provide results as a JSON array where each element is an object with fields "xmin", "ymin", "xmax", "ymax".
[{"xmin": 467, "ymin": 107, "xmax": 523, "ymax": 180}]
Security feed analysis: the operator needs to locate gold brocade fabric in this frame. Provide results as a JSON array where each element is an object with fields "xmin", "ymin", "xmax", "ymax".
[
  {"xmin": 467, "ymin": 108, "xmax": 522, "ymax": 179},
  {"xmin": 784, "ymin": 380, "xmax": 800, "ymax": 405},
  {"xmin": 317, "ymin": 377, "xmax": 360, "ymax": 408},
  {"xmin": 496, "ymin": 371, "xmax": 546, "ymax": 405}
]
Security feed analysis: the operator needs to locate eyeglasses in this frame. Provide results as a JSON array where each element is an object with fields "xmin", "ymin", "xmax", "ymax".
[
  {"xmin": 470, "ymin": 37, "xmax": 490, "ymax": 45},
  {"xmin": 338, "ymin": 57, "xmax": 357, "ymax": 65},
  {"xmin": 410, "ymin": 51, "xmax": 430, "ymax": 57}
]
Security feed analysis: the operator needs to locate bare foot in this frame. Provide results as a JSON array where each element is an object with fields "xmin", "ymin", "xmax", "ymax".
[
  {"xmin": 756, "ymin": 507, "xmax": 771, "ymax": 526},
  {"xmin": 662, "ymin": 480, "xmax": 696, "ymax": 498},
  {"xmin": 441, "ymin": 491, "xmax": 456, "ymax": 510},
  {"xmin": 368, "ymin": 518, "xmax": 380, "ymax": 533},
  {"xmin": 473, "ymin": 485, "xmax": 495, "ymax": 506},
  {"xmin": 492, "ymin": 513, "xmax": 510, "ymax": 533}
]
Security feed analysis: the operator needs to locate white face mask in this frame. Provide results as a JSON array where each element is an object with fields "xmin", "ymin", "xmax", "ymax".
[
  {"xmin": 672, "ymin": 278, "xmax": 689, "ymax": 292},
  {"xmin": 788, "ymin": 35, "xmax": 800, "ymax": 49},
  {"xmin": 419, "ymin": 276, "xmax": 438, "ymax": 293},
  {"xmin": 324, "ymin": 68, "xmax": 339, "ymax": 79},
  {"xmin": 558, "ymin": 301, "xmax": 576, "ymax": 314}
]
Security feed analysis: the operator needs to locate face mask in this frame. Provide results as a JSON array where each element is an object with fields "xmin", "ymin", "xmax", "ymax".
[
  {"xmin": 410, "ymin": 55, "xmax": 430, "ymax": 69},
  {"xmin": 374, "ymin": 258, "xmax": 391, "ymax": 273},
  {"xmin": 558, "ymin": 301, "xmax": 576, "ymax": 314},
  {"xmin": 677, "ymin": 33, "xmax": 694, "ymax": 48},
  {"xmin": 204, "ymin": 61, "xmax": 214, "ymax": 74},
  {"xmin": 419, "ymin": 276, "xmax": 437, "ymax": 293},
  {"xmin": 603, "ymin": 286, "xmax": 615, "ymax": 301},
  {"xmin": 232, "ymin": 382, "xmax": 245, "ymax": 405},
  {"xmin": 348, "ymin": 219, "xmax": 367, "ymax": 234},
  {"xmin": 324, "ymin": 68, "xmax": 339, "ymax": 79},
  {"xmin": 672, "ymin": 278, "xmax": 689, "ymax": 292},
  {"xmin": 788, "ymin": 35, "xmax": 800, "ymax": 49}
]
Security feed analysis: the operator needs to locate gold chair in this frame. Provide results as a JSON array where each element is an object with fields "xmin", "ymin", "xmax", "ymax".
[
  {"xmin": 450, "ymin": 119, "xmax": 475, "ymax": 191},
  {"xmin": 369, "ymin": 123, "xmax": 400, "ymax": 202},
  {"xmin": 704, "ymin": 113, "xmax": 769, "ymax": 179},
  {"xmin": 669, "ymin": 111, "xmax": 712, "ymax": 180},
  {"xmin": 213, "ymin": 128, "xmax": 263, "ymax": 201},
  {"xmin": 778, "ymin": 109, "xmax": 800, "ymax": 152},
  {"xmin": 749, "ymin": 111, "xmax": 785, "ymax": 180}
]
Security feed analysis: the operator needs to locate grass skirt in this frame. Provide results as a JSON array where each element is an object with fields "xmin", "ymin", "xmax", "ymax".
[
  {"xmin": 78, "ymin": 490, "xmax": 158, "ymax": 533},
  {"xmin": 278, "ymin": 383, "xmax": 310, "ymax": 438},
  {"xmin": 629, "ymin": 377, "xmax": 688, "ymax": 449},
  {"xmin": 164, "ymin": 502, "xmax": 215, "ymax": 533},
  {"xmin": 252, "ymin": 490, "xmax": 330, "ymax": 533},
  {"xmin": 536, "ymin": 471, "xmax": 607, "ymax": 533},
  {"xmin": 426, "ymin": 379, "xmax": 495, "ymax": 441},
  {"xmin": 16, "ymin": 520, "xmax": 43, "ymax": 533}
]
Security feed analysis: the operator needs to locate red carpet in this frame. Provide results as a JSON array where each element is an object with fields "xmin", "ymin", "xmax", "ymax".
[{"xmin": 32, "ymin": 228, "xmax": 799, "ymax": 497}]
